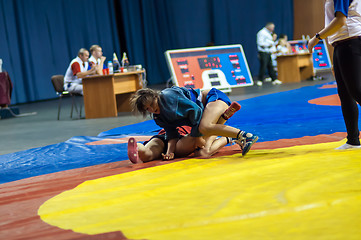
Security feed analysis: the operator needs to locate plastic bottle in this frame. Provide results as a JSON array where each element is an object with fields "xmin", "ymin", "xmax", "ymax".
[
  {"xmin": 107, "ymin": 61, "xmax": 113, "ymax": 74},
  {"xmin": 122, "ymin": 52, "xmax": 129, "ymax": 67},
  {"xmin": 113, "ymin": 52, "xmax": 120, "ymax": 71},
  {"xmin": 0, "ymin": 59, "xmax": 2, "ymax": 72}
]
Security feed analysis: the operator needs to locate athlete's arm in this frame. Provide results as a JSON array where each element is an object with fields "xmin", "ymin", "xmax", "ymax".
[{"xmin": 308, "ymin": 11, "xmax": 346, "ymax": 52}]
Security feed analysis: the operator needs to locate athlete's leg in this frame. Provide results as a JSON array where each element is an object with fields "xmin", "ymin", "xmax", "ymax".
[
  {"xmin": 174, "ymin": 135, "xmax": 197, "ymax": 157},
  {"xmin": 199, "ymin": 100, "xmax": 258, "ymax": 156},
  {"xmin": 128, "ymin": 137, "xmax": 165, "ymax": 163},
  {"xmin": 221, "ymin": 102, "xmax": 241, "ymax": 121},
  {"xmin": 199, "ymin": 100, "xmax": 240, "ymax": 138},
  {"xmin": 139, "ymin": 137, "xmax": 165, "ymax": 162},
  {"xmin": 195, "ymin": 136, "xmax": 229, "ymax": 157}
]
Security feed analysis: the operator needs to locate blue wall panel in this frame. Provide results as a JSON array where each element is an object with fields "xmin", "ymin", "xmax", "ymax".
[
  {"xmin": 0, "ymin": 0, "xmax": 120, "ymax": 104},
  {"xmin": 117, "ymin": 0, "xmax": 294, "ymax": 85}
]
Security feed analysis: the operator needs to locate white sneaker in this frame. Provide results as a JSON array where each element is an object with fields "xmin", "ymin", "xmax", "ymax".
[
  {"xmin": 256, "ymin": 81, "xmax": 263, "ymax": 86},
  {"xmin": 264, "ymin": 77, "xmax": 272, "ymax": 82},
  {"xmin": 272, "ymin": 79, "xmax": 282, "ymax": 85},
  {"xmin": 335, "ymin": 143, "xmax": 361, "ymax": 150}
]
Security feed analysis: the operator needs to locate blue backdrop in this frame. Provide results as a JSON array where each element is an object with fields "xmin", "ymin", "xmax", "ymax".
[
  {"xmin": 116, "ymin": 0, "xmax": 294, "ymax": 85},
  {"xmin": 0, "ymin": 0, "xmax": 293, "ymax": 104},
  {"xmin": 0, "ymin": 0, "xmax": 120, "ymax": 104}
]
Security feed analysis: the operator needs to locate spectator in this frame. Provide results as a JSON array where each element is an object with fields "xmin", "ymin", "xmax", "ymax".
[{"xmin": 277, "ymin": 34, "xmax": 292, "ymax": 54}]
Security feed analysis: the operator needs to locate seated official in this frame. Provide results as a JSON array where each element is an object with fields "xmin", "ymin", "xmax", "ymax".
[
  {"xmin": 64, "ymin": 48, "xmax": 96, "ymax": 95},
  {"xmin": 276, "ymin": 34, "xmax": 292, "ymax": 54},
  {"xmin": 89, "ymin": 44, "xmax": 106, "ymax": 75}
]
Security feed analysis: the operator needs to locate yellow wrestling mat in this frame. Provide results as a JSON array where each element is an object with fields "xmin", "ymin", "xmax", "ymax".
[{"xmin": 38, "ymin": 140, "xmax": 361, "ymax": 240}]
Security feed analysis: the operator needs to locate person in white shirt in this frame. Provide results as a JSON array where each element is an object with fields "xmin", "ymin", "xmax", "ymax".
[
  {"xmin": 308, "ymin": 0, "xmax": 361, "ymax": 150},
  {"xmin": 269, "ymin": 33, "xmax": 278, "ymax": 74},
  {"xmin": 64, "ymin": 48, "xmax": 96, "ymax": 95},
  {"xmin": 256, "ymin": 22, "xmax": 282, "ymax": 86},
  {"xmin": 89, "ymin": 45, "xmax": 106, "ymax": 75},
  {"xmin": 268, "ymin": 34, "xmax": 293, "ymax": 75}
]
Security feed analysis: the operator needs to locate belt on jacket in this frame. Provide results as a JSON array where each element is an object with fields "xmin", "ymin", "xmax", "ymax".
[{"xmin": 332, "ymin": 36, "xmax": 361, "ymax": 48}]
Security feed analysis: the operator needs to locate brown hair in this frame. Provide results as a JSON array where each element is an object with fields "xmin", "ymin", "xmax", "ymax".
[
  {"xmin": 130, "ymin": 88, "xmax": 160, "ymax": 117},
  {"xmin": 89, "ymin": 45, "xmax": 101, "ymax": 54}
]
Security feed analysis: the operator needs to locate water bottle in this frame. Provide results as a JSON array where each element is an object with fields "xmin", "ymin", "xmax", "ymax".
[
  {"xmin": 0, "ymin": 59, "xmax": 2, "ymax": 72},
  {"xmin": 107, "ymin": 61, "xmax": 113, "ymax": 74}
]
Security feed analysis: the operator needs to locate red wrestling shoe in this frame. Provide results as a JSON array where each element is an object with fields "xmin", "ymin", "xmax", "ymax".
[
  {"xmin": 222, "ymin": 102, "xmax": 241, "ymax": 120},
  {"xmin": 128, "ymin": 137, "xmax": 140, "ymax": 164}
]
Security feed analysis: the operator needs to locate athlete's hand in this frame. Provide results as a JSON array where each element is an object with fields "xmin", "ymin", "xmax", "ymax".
[
  {"xmin": 162, "ymin": 152, "xmax": 175, "ymax": 161},
  {"xmin": 307, "ymin": 36, "xmax": 319, "ymax": 53}
]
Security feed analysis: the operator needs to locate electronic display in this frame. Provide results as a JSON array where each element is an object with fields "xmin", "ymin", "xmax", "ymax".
[
  {"xmin": 288, "ymin": 40, "xmax": 308, "ymax": 54},
  {"xmin": 288, "ymin": 39, "xmax": 332, "ymax": 71},
  {"xmin": 165, "ymin": 44, "xmax": 253, "ymax": 91},
  {"xmin": 311, "ymin": 39, "xmax": 332, "ymax": 71}
]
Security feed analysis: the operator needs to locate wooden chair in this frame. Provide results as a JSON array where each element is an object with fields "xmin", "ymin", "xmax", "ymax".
[{"xmin": 51, "ymin": 75, "xmax": 82, "ymax": 120}]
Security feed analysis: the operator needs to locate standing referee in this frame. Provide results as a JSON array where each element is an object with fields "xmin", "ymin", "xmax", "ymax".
[
  {"xmin": 308, "ymin": 0, "xmax": 361, "ymax": 149},
  {"xmin": 256, "ymin": 22, "xmax": 282, "ymax": 86}
]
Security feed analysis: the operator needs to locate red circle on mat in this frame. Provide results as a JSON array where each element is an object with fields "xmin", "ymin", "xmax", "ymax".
[{"xmin": 308, "ymin": 94, "xmax": 340, "ymax": 106}]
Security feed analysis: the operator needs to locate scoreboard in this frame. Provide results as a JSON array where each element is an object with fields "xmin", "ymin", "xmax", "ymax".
[
  {"xmin": 288, "ymin": 39, "xmax": 332, "ymax": 72},
  {"xmin": 312, "ymin": 39, "xmax": 332, "ymax": 71},
  {"xmin": 165, "ymin": 44, "xmax": 253, "ymax": 91}
]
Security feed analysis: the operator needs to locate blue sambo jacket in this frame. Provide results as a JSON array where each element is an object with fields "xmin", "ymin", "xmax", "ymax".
[{"xmin": 153, "ymin": 86, "xmax": 203, "ymax": 140}]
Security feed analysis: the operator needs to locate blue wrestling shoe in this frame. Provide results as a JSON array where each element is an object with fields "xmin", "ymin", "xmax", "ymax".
[{"xmin": 234, "ymin": 133, "xmax": 258, "ymax": 156}]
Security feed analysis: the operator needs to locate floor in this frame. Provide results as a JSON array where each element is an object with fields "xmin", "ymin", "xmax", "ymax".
[
  {"xmin": 3, "ymin": 71, "xmax": 361, "ymax": 240},
  {"xmin": 0, "ymin": 74, "xmax": 334, "ymax": 156}
]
